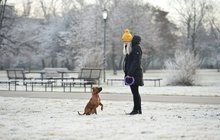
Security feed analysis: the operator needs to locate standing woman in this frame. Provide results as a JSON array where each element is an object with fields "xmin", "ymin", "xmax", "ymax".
[{"xmin": 122, "ymin": 29, "xmax": 144, "ymax": 115}]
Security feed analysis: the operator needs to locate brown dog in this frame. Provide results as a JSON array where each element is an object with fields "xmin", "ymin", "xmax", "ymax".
[{"xmin": 78, "ymin": 87, "xmax": 103, "ymax": 115}]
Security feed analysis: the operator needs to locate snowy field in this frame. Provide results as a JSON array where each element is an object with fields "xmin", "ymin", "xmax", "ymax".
[
  {"xmin": 0, "ymin": 69, "xmax": 220, "ymax": 140},
  {"xmin": 0, "ymin": 97, "xmax": 220, "ymax": 140}
]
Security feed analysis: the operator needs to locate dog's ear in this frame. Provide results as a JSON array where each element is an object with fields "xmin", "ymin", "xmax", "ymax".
[{"xmin": 98, "ymin": 87, "xmax": 102, "ymax": 92}]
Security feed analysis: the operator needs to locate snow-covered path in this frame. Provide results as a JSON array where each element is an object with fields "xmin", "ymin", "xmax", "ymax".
[
  {"xmin": 0, "ymin": 97, "xmax": 220, "ymax": 140},
  {"xmin": 1, "ymin": 91, "xmax": 220, "ymax": 104}
]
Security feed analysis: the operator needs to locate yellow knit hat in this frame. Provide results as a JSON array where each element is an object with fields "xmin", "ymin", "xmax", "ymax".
[{"xmin": 122, "ymin": 28, "xmax": 133, "ymax": 42}]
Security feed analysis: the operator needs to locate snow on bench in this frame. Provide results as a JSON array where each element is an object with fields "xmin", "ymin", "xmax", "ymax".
[
  {"xmin": 61, "ymin": 67, "xmax": 102, "ymax": 92},
  {"xmin": 24, "ymin": 79, "xmax": 55, "ymax": 92},
  {"xmin": 6, "ymin": 69, "xmax": 31, "ymax": 85}
]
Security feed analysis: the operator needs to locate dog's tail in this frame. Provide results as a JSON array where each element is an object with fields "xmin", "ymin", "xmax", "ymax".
[{"xmin": 78, "ymin": 111, "xmax": 84, "ymax": 115}]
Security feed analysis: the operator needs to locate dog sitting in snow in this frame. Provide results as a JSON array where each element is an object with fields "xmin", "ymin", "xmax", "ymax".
[{"xmin": 78, "ymin": 87, "xmax": 103, "ymax": 115}]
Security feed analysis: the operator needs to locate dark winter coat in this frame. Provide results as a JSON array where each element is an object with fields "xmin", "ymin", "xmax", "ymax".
[{"xmin": 123, "ymin": 35, "xmax": 144, "ymax": 86}]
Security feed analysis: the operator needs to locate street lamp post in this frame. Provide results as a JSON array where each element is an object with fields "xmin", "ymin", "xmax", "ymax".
[{"xmin": 102, "ymin": 9, "xmax": 107, "ymax": 83}]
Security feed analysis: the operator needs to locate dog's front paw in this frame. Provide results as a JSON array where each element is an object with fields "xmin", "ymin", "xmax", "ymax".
[{"xmin": 101, "ymin": 106, "xmax": 103, "ymax": 111}]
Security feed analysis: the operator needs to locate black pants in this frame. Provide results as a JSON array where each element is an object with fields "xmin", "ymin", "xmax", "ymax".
[{"xmin": 130, "ymin": 85, "xmax": 141, "ymax": 111}]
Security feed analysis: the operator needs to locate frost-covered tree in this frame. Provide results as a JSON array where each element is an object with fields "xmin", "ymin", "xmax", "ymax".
[
  {"xmin": 1, "ymin": 15, "xmax": 66, "ymax": 69},
  {"xmin": 172, "ymin": 0, "xmax": 213, "ymax": 56},
  {"xmin": 0, "ymin": 0, "xmax": 179, "ymax": 70},
  {"xmin": 206, "ymin": 5, "xmax": 220, "ymax": 70},
  {"xmin": 106, "ymin": 0, "xmax": 178, "ymax": 71},
  {"xmin": 164, "ymin": 49, "xmax": 200, "ymax": 86},
  {"xmin": 169, "ymin": 0, "xmax": 220, "ymax": 69},
  {"xmin": 0, "ymin": 3, "xmax": 16, "ymax": 69},
  {"xmin": 22, "ymin": 0, "xmax": 32, "ymax": 17},
  {"xmin": 60, "ymin": 2, "xmax": 104, "ymax": 69}
]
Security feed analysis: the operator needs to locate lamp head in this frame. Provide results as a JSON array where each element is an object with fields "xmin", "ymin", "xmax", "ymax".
[{"xmin": 102, "ymin": 9, "xmax": 108, "ymax": 20}]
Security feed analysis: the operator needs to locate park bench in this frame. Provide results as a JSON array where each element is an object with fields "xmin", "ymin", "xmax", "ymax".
[
  {"xmin": 6, "ymin": 68, "xmax": 31, "ymax": 85},
  {"xmin": 7, "ymin": 68, "xmax": 26, "ymax": 80},
  {"xmin": 107, "ymin": 78, "xmax": 124, "ymax": 86},
  {"xmin": 43, "ymin": 67, "xmax": 66, "ymax": 77},
  {"xmin": 23, "ymin": 67, "xmax": 74, "ymax": 91},
  {"xmin": 143, "ymin": 78, "xmax": 162, "ymax": 87},
  {"xmin": 61, "ymin": 67, "xmax": 102, "ymax": 92},
  {"xmin": 41, "ymin": 67, "xmax": 77, "ymax": 85},
  {"xmin": 24, "ymin": 79, "xmax": 55, "ymax": 92},
  {"xmin": 6, "ymin": 68, "xmax": 56, "ymax": 91},
  {"xmin": 0, "ymin": 80, "xmax": 19, "ymax": 91},
  {"xmin": 25, "ymin": 67, "xmax": 75, "ymax": 85},
  {"xmin": 43, "ymin": 67, "xmax": 68, "ymax": 79},
  {"xmin": 107, "ymin": 78, "xmax": 162, "ymax": 87}
]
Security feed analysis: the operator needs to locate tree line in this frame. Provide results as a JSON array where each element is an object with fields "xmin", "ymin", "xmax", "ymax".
[{"xmin": 0, "ymin": 0, "xmax": 219, "ymax": 72}]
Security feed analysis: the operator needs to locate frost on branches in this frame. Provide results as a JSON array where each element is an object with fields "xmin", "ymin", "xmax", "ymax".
[{"xmin": 164, "ymin": 49, "xmax": 200, "ymax": 86}]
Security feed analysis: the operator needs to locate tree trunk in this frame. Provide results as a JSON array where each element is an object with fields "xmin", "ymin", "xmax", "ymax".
[
  {"xmin": 118, "ymin": 56, "xmax": 124, "ymax": 70},
  {"xmin": 111, "ymin": 42, "xmax": 117, "ymax": 75},
  {"xmin": 217, "ymin": 60, "xmax": 220, "ymax": 72},
  {"xmin": 41, "ymin": 59, "xmax": 45, "ymax": 68}
]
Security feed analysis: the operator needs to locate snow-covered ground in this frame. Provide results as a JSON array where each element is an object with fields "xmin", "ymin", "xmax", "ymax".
[
  {"xmin": 0, "ymin": 97, "xmax": 219, "ymax": 140},
  {"xmin": 0, "ymin": 69, "xmax": 220, "ymax": 140}
]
